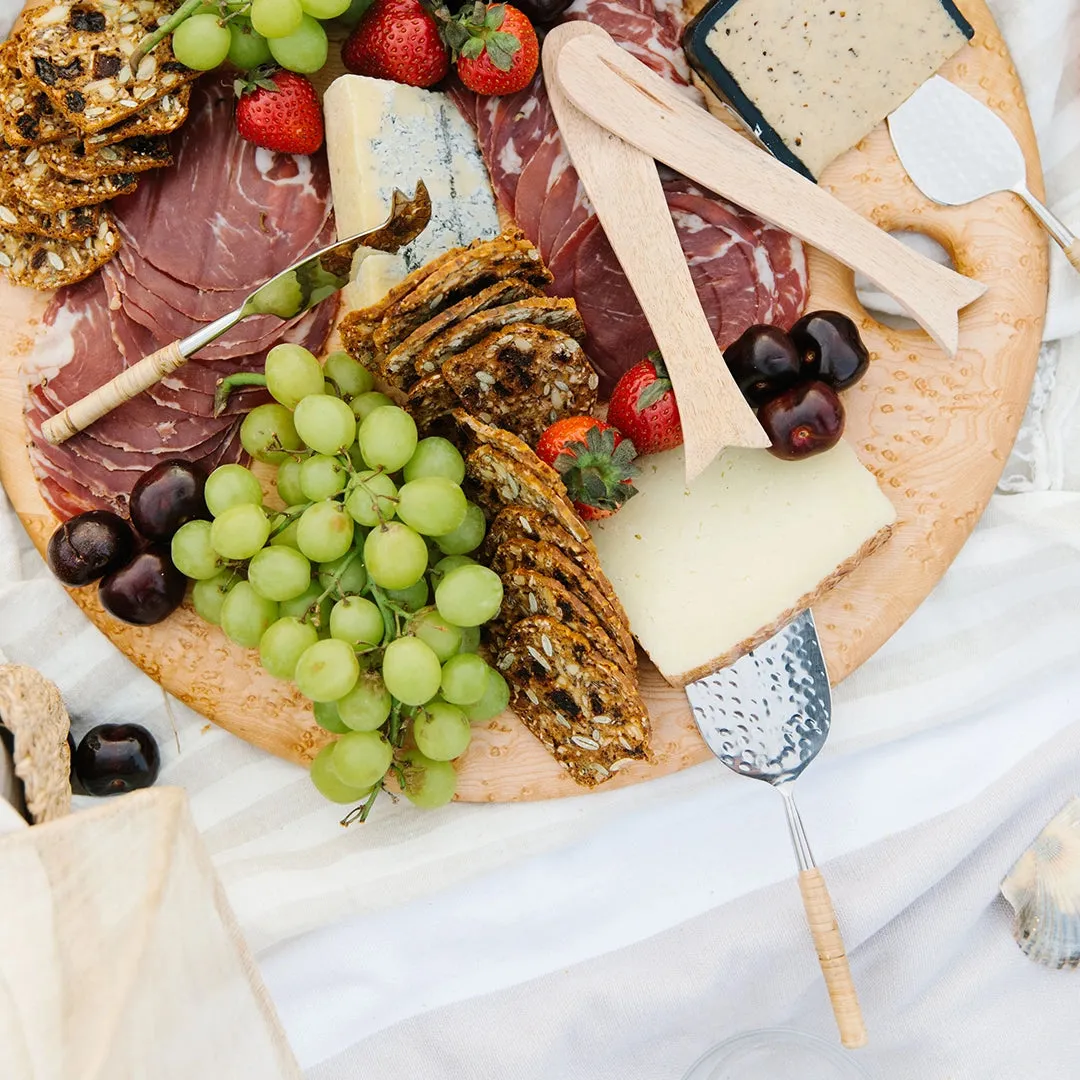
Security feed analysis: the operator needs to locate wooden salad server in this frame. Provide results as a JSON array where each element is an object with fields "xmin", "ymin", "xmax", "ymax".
[
  {"xmin": 551, "ymin": 27, "xmax": 988, "ymax": 358},
  {"xmin": 40, "ymin": 182, "xmax": 433, "ymax": 446},
  {"xmin": 544, "ymin": 23, "xmax": 769, "ymax": 483}
]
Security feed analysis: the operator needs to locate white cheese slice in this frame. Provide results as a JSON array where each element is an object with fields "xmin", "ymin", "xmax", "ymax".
[
  {"xmin": 589, "ymin": 442, "xmax": 896, "ymax": 686},
  {"xmin": 702, "ymin": 0, "xmax": 971, "ymax": 178}
]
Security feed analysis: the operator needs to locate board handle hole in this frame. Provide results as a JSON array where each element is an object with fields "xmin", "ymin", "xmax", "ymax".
[{"xmin": 855, "ymin": 230, "xmax": 959, "ymax": 331}]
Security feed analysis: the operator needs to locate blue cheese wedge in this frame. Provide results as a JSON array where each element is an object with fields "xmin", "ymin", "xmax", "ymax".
[
  {"xmin": 685, "ymin": 0, "xmax": 974, "ymax": 179},
  {"xmin": 588, "ymin": 442, "xmax": 896, "ymax": 687}
]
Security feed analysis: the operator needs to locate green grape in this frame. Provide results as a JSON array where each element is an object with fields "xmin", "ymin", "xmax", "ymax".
[
  {"xmin": 461, "ymin": 669, "xmax": 510, "ymax": 723},
  {"xmin": 299, "ymin": 0, "xmax": 350, "ymax": 15},
  {"xmin": 240, "ymin": 402, "xmax": 304, "ymax": 464},
  {"xmin": 357, "ymin": 406, "xmax": 417, "ymax": 472},
  {"xmin": 265, "ymin": 343, "xmax": 323, "ymax": 408},
  {"xmin": 381, "ymin": 636, "xmax": 441, "ymax": 706},
  {"xmin": 205, "ymin": 463, "xmax": 263, "ymax": 516},
  {"xmin": 171, "ymin": 12, "xmax": 231, "ymax": 69},
  {"xmin": 403, "ymin": 437, "xmax": 465, "ymax": 484},
  {"xmin": 247, "ymin": 545, "xmax": 312, "ymax": 601},
  {"xmin": 293, "ymin": 394, "xmax": 356, "ymax": 456},
  {"xmin": 267, "ymin": 13, "xmax": 327, "ymax": 73},
  {"xmin": 457, "ymin": 624, "xmax": 481, "ymax": 654},
  {"xmin": 313, "ymin": 700, "xmax": 351, "ymax": 734},
  {"xmin": 398, "ymin": 748, "xmax": 457, "ymax": 809},
  {"xmin": 329, "ymin": 730, "xmax": 392, "ymax": 789},
  {"xmin": 347, "ymin": 443, "xmax": 367, "ymax": 471},
  {"xmin": 349, "ymin": 391, "xmax": 395, "ymax": 421},
  {"xmin": 226, "ymin": 17, "xmax": 273, "ymax": 69},
  {"xmin": 170, "ymin": 519, "xmax": 224, "ymax": 580},
  {"xmin": 220, "ymin": 581, "xmax": 279, "ymax": 648},
  {"xmin": 259, "ymin": 616, "xmax": 318, "ymax": 680},
  {"xmin": 192, "ymin": 571, "xmax": 238, "ymax": 625},
  {"xmin": 310, "ymin": 743, "xmax": 372, "ymax": 804},
  {"xmin": 435, "ymin": 564, "xmax": 503, "ymax": 627},
  {"xmin": 299, "ymin": 454, "xmax": 348, "ymax": 500},
  {"xmin": 323, "ymin": 351, "xmax": 373, "ymax": 398},
  {"xmin": 337, "ymin": 0, "xmax": 376, "ymax": 26},
  {"xmin": 294, "ymin": 638, "xmax": 360, "ymax": 701},
  {"xmin": 408, "ymin": 609, "xmax": 463, "ymax": 662},
  {"xmin": 329, "ymin": 596, "xmax": 383, "ymax": 646},
  {"xmin": 412, "ymin": 699, "xmax": 471, "ymax": 761},
  {"xmin": 335, "ymin": 670, "xmax": 392, "ymax": 732},
  {"xmin": 317, "ymin": 551, "xmax": 367, "ymax": 595},
  {"xmin": 364, "ymin": 522, "xmax": 427, "ymax": 589},
  {"xmin": 268, "ymin": 512, "xmax": 302, "ymax": 550},
  {"xmin": 209, "ymin": 503, "xmax": 271, "ymax": 560},
  {"xmin": 396, "ymin": 476, "xmax": 467, "ymax": 537},
  {"xmin": 250, "ymin": 0, "xmax": 303, "ymax": 38},
  {"xmin": 247, "ymin": 270, "xmax": 302, "ymax": 318},
  {"xmin": 297, "ymin": 499, "xmax": 355, "ymax": 562},
  {"xmin": 274, "ymin": 458, "xmax": 307, "ymax": 506},
  {"xmin": 434, "ymin": 502, "xmax": 486, "ymax": 555},
  {"xmin": 278, "ymin": 580, "xmax": 327, "ymax": 625},
  {"xmin": 383, "ymin": 578, "xmax": 429, "ymax": 613},
  {"xmin": 440, "ymin": 653, "xmax": 490, "ymax": 705},
  {"xmin": 345, "ymin": 470, "xmax": 397, "ymax": 527},
  {"xmin": 430, "ymin": 554, "xmax": 476, "ymax": 581}
]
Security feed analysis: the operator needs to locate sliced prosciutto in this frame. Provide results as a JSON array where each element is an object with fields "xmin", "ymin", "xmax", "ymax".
[
  {"xmin": 24, "ymin": 74, "xmax": 336, "ymax": 520},
  {"xmin": 452, "ymin": 0, "xmax": 808, "ymax": 391}
]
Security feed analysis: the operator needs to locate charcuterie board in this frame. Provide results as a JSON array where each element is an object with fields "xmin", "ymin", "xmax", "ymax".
[{"xmin": 0, "ymin": 0, "xmax": 1048, "ymax": 801}]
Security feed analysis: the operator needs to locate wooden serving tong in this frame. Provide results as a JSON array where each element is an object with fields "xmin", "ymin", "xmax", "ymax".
[{"xmin": 543, "ymin": 24, "xmax": 987, "ymax": 482}]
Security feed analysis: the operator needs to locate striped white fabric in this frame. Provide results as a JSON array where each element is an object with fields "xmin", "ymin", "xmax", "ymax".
[{"xmin": 0, "ymin": 0, "xmax": 1078, "ymax": 1074}]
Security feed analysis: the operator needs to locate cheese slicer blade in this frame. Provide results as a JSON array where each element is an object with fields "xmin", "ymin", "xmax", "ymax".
[
  {"xmin": 888, "ymin": 76, "xmax": 1080, "ymax": 271},
  {"xmin": 685, "ymin": 610, "xmax": 867, "ymax": 1049}
]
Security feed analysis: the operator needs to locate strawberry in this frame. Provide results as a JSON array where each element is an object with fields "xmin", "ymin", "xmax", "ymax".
[
  {"xmin": 607, "ymin": 350, "xmax": 684, "ymax": 456},
  {"xmin": 536, "ymin": 417, "xmax": 639, "ymax": 521},
  {"xmin": 342, "ymin": 0, "xmax": 449, "ymax": 87},
  {"xmin": 443, "ymin": 3, "xmax": 538, "ymax": 96},
  {"xmin": 234, "ymin": 68, "xmax": 324, "ymax": 156}
]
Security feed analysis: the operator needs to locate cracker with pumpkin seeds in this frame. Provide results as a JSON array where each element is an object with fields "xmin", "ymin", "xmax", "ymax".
[
  {"xmin": 40, "ymin": 132, "xmax": 171, "ymax": 179},
  {"xmin": 0, "ymin": 218, "xmax": 120, "ymax": 288},
  {"xmin": 497, "ymin": 616, "xmax": 651, "ymax": 788},
  {"xmin": 15, "ymin": 0, "xmax": 198, "ymax": 134},
  {"xmin": 380, "ymin": 277, "xmax": 542, "ymax": 392},
  {"xmin": 489, "ymin": 537, "xmax": 635, "ymax": 666},
  {"xmin": 6, "ymin": 148, "xmax": 137, "ymax": 211},
  {"xmin": 413, "ymin": 296, "xmax": 585, "ymax": 379},
  {"xmin": 442, "ymin": 324, "xmax": 599, "ymax": 447},
  {"xmin": 0, "ymin": 167, "xmax": 104, "ymax": 238},
  {"xmin": 0, "ymin": 41, "xmax": 74, "ymax": 147},
  {"xmin": 491, "ymin": 568, "xmax": 634, "ymax": 677},
  {"xmin": 83, "ymin": 83, "xmax": 190, "ymax": 146}
]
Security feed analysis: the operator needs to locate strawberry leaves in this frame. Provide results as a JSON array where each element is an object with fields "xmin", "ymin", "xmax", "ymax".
[{"xmin": 440, "ymin": 1, "xmax": 522, "ymax": 71}]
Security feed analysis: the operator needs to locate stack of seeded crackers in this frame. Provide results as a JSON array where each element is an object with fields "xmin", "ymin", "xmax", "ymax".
[
  {"xmin": 0, "ymin": 0, "xmax": 198, "ymax": 290},
  {"xmin": 340, "ymin": 233, "xmax": 653, "ymax": 788}
]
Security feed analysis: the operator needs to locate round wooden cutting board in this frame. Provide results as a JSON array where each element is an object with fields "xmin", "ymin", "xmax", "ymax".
[{"xmin": 0, "ymin": 0, "xmax": 1049, "ymax": 801}]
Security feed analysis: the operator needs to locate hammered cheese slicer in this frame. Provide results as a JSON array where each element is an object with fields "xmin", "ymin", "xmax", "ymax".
[{"xmin": 686, "ymin": 610, "xmax": 867, "ymax": 1049}]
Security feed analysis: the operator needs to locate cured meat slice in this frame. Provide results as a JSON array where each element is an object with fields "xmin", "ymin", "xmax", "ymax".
[
  {"xmin": 512, "ymin": 128, "xmax": 563, "ymax": 247},
  {"xmin": 547, "ymin": 216, "xmax": 597, "ymax": 301}
]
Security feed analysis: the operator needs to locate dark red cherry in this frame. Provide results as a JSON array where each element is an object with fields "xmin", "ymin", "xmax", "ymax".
[
  {"xmin": 722, "ymin": 325, "xmax": 802, "ymax": 408},
  {"xmin": 759, "ymin": 381, "xmax": 845, "ymax": 460},
  {"xmin": 129, "ymin": 459, "xmax": 208, "ymax": 542},
  {"xmin": 47, "ymin": 510, "xmax": 135, "ymax": 586},
  {"xmin": 790, "ymin": 310, "xmax": 869, "ymax": 391},
  {"xmin": 74, "ymin": 723, "xmax": 160, "ymax": 796},
  {"xmin": 99, "ymin": 546, "xmax": 186, "ymax": 625}
]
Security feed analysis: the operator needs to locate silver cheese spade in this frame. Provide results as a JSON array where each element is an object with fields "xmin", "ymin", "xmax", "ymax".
[
  {"xmin": 888, "ymin": 76, "xmax": 1080, "ymax": 272},
  {"xmin": 41, "ymin": 181, "xmax": 433, "ymax": 445},
  {"xmin": 686, "ymin": 610, "xmax": 868, "ymax": 1049}
]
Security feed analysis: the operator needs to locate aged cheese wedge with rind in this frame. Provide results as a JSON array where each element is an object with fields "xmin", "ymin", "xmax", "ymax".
[{"xmin": 589, "ymin": 442, "xmax": 896, "ymax": 687}]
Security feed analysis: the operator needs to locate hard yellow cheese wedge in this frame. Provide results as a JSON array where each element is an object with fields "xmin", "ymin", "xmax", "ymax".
[{"xmin": 589, "ymin": 442, "xmax": 897, "ymax": 686}]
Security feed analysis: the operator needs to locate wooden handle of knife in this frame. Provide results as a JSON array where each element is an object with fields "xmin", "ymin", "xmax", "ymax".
[
  {"xmin": 41, "ymin": 340, "xmax": 187, "ymax": 445},
  {"xmin": 1065, "ymin": 239, "xmax": 1080, "ymax": 273},
  {"xmin": 798, "ymin": 868, "xmax": 867, "ymax": 1049}
]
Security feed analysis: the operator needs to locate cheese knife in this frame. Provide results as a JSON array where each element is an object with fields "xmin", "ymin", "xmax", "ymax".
[
  {"xmin": 685, "ymin": 609, "xmax": 868, "ymax": 1049},
  {"xmin": 40, "ymin": 181, "xmax": 433, "ymax": 446},
  {"xmin": 887, "ymin": 75, "xmax": 1080, "ymax": 272}
]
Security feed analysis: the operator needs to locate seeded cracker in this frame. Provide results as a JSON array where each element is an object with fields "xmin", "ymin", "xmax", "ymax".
[
  {"xmin": 483, "ymin": 504, "xmax": 599, "ymax": 570},
  {"xmin": 40, "ymin": 132, "xmax": 171, "ymax": 179},
  {"xmin": 380, "ymin": 277, "xmax": 542, "ymax": 392},
  {"xmin": 84, "ymin": 84, "xmax": 190, "ymax": 146},
  {"xmin": 497, "ymin": 616, "xmax": 651, "ymax": 787},
  {"xmin": 6, "ymin": 148, "xmax": 137, "ymax": 211},
  {"xmin": 0, "ymin": 167, "xmax": 103, "ymax": 239},
  {"xmin": 15, "ymin": 0, "xmax": 198, "ymax": 135},
  {"xmin": 0, "ymin": 40, "xmax": 73, "ymax": 147},
  {"xmin": 442, "ymin": 324, "xmax": 599, "ymax": 447},
  {"xmin": 0, "ymin": 217, "xmax": 120, "ymax": 288},
  {"xmin": 404, "ymin": 372, "xmax": 460, "ymax": 431}
]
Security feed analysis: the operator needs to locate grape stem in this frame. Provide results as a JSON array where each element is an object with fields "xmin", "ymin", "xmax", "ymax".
[
  {"xmin": 387, "ymin": 700, "xmax": 404, "ymax": 747},
  {"xmin": 213, "ymin": 372, "xmax": 268, "ymax": 417},
  {"xmin": 311, "ymin": 549, "xmax": 361, "ymax": 612},
  {"xmin": 340, "ymin": 783, "xmax": 381, "ymax": 827},
  {"xmin": 267, "ymin": 502, "xmax": 312, "ymax": 539},
  {"xmin": 368, "ymin": 584, "xmax": 400, "ymax": 643},
  {"xmin": 129, "ymin": 0, "xmax": 203, "ymax": 73}
]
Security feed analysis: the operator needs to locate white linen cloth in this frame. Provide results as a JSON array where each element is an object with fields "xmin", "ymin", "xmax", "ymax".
[{"xmin": 0, "ymin": 0, "xmax": 1079, "ymax": 1076}]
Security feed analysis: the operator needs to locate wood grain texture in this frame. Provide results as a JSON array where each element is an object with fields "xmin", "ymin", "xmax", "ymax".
[{"xmin": 0, "ymin": 0, "xmax": 1048, "ymax": 801}]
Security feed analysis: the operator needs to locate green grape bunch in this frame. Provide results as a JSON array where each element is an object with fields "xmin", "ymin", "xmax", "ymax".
[{"xmin": 174, "ymin": 343, "xmax": 509, "ymax": 822}]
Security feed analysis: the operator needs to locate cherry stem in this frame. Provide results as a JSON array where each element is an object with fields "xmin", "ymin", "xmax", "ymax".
[{"xmin": 129, "ymin": 0, "xmax": 204, "ymax": 72}]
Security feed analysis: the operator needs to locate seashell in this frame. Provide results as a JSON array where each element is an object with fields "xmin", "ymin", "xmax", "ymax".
[
  {"xmin": 0, "ymin": 664, "xmax": 72, "ymax": 824},
  {"xmin": 1001, "ymin": 796, "xmax": 1080, "ymax": 969}
]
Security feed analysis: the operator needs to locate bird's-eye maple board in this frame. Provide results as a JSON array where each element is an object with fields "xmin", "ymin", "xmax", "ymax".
[{"xmin": 0, "ymin": 0, "xmax": 1049, "ymax": 800}]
